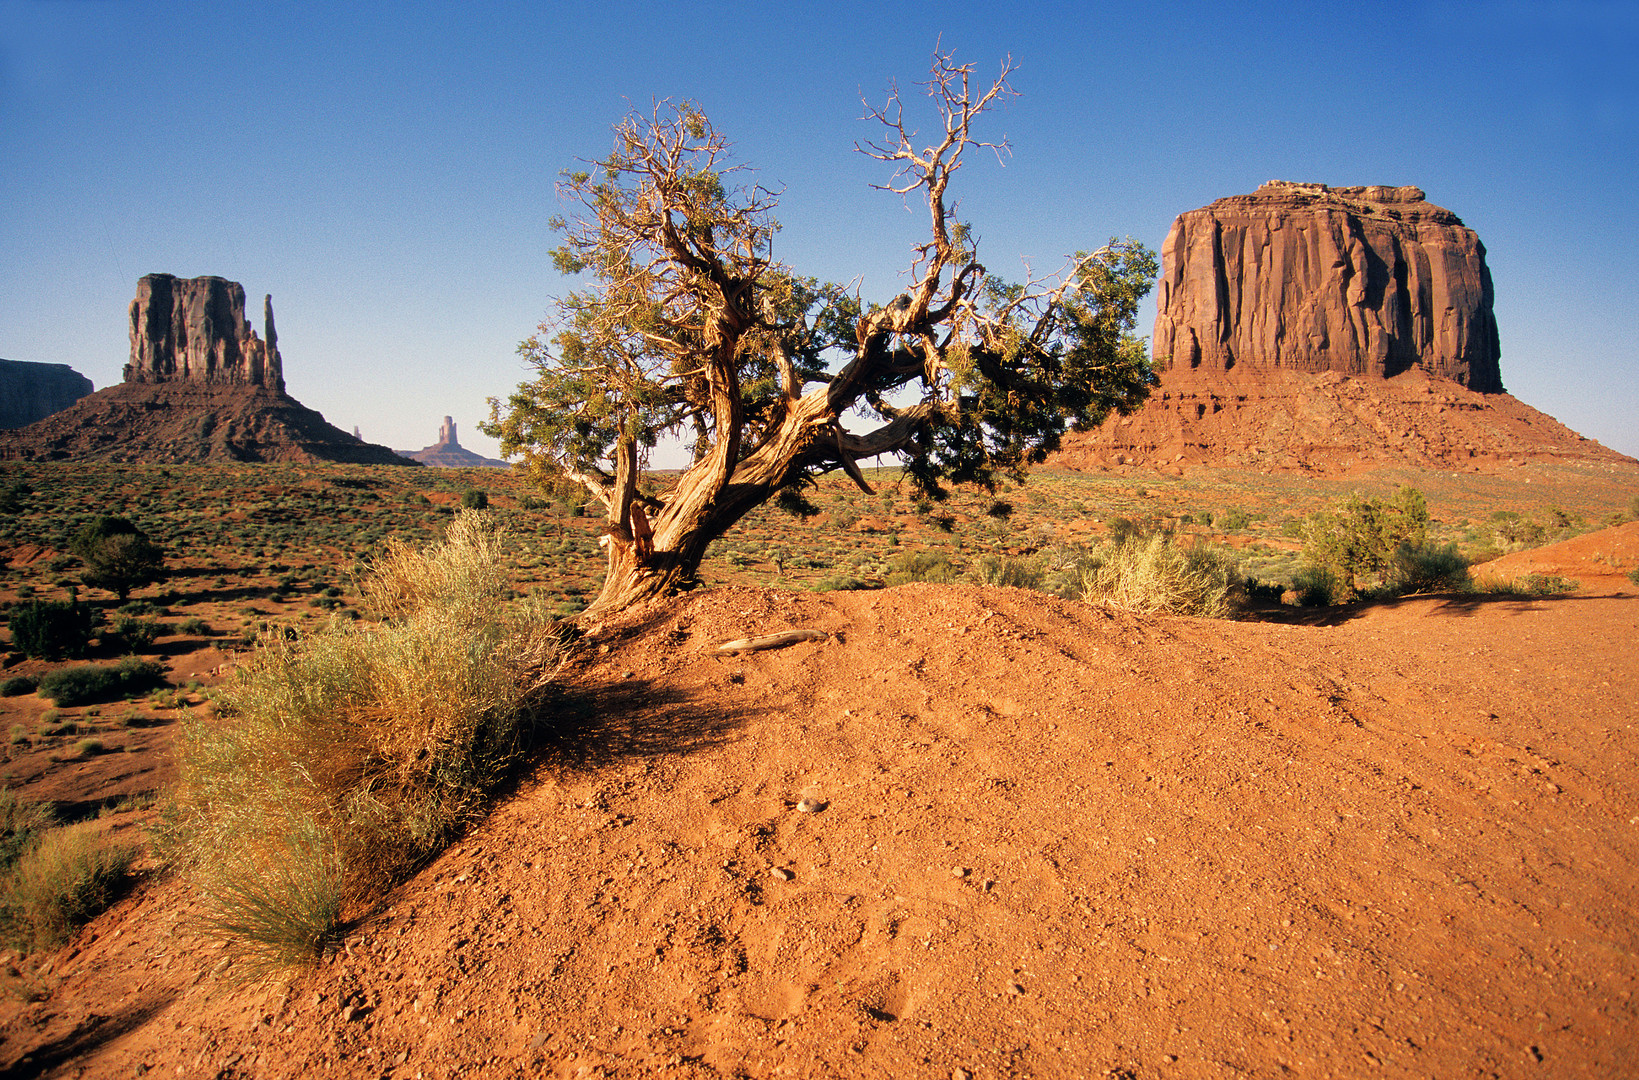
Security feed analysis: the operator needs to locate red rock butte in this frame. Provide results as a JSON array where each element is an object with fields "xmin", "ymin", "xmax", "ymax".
[
  {"xmin": 1056, "ymin": 183, "xmax": 1632, "ymax": 474},
  {"xmin": 0, "ymin": 274, "xmax": 414, "ymax": 465}
]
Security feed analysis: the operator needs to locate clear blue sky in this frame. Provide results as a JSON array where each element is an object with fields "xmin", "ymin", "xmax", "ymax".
[{"xmin": 3, "ymin": 0, "xmax": 1635, "ymax": 459}]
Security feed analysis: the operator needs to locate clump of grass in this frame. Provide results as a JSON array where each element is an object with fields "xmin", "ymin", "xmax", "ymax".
[
  {"xmin": 72, "ymin": 738, "xmax": 104, "ymax": 758},
  {"xmin": 160, "ymin": 512, "xmax": 559, "ymax": 970},
  {"xmin": 1077, "ymin": 534, "xmax": 1237, "ymax": 619},
  {"xmin": 0, "ymin": 819, "xmax": 137, "ymax": 951},
  {"xmin": 968, "ymin": 554, "xmax": 1045, "ymax": 590},
  {"xmin": 1475, "ymin": 573, "xmax": 1580, "ymax": 598},
  {"xmin": 8, "ymin": 726, "xmax": 29, "ymax": 746}
]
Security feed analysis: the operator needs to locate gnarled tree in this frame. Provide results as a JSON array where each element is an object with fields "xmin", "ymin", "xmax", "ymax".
[{"xmin": 485, "ymin": 52, "xmax": 1157, "ymax": 618}]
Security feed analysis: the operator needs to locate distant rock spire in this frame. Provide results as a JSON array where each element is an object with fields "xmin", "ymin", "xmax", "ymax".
[{"xmin": 438, "ymin": 415, "xmax": 458, "ymax": 448}]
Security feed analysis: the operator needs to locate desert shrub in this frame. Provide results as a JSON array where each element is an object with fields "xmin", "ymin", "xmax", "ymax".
[
  {"xmin": 0, "ymin": 820, "xmax": 137, "ymax": 951},
  {"xmin": 811, "ymin": 575, "xmax": 872, "ymax": 592},
  {"xmin": 178, "ymin": 616, "xmax": 210, "ymax": 636},
  {"xmin": 8, "ymin": 599, "xmax": 100, "ymax": 660},
  {"xmin": 1475, "ymin": 573, "xmax": 1580, "ymax": 598},
  {"xmin": 1301, "ymin": 486, "xmax": 1430, "ymax": 600},
  {"xmin": 72, "ymin": 738, "xmax": 104, "ymax": 758},
  {"xmin": 985, "ymin": 500, "xmax": 1014, "ymax": 519},
  {"xmin": 885, "ymin": 550, "xmax": 961, "ymax": 586},
  {"xmin": 1078, "ymin": 535, "xmax": 1237, "ymax": 618},
  {"xmin": 1218, "ymin": 508, "xmax": 1251, "ymax": 531},
  {"xmin": 8, "ymin": 726, "xmax": 28, "ymax": 745},
  {"xmin": 1385, "ymin": 542, "xmax": 1472, "ymax": 595},
  {"xmin": 1290, "ymin": 565, "xmax": 1346, "ymax": 606},
  {"xmin": 1630, "ymin": 493, "xmax": 1639, "ymax": 520},
  {"xmin": 460, "ymin": 489, "xmax": 489, "ymax": 510},
  {"xmin": 1629, "ymin": 566, "xmax": 1639, "ymax": 587},
  {"xmin": 117, "ymin": 600, "xmax": 160, "ymax": 617},
  {"xmin": 160, "ymin": 511, "xmax": 558, "ymax": 969},
  {"xmin": 968, "ymin": 554, "xmax": 1045, "ymax": 590},
  {"xmin": 111, "ymin": 615, "xmax": 164, "ymax": 652},
  {"xmin": 37, "ymin": 657, "xmax": 166, "ymax": 707},
  {"xmin": 71, "ymin": 516, "xmax": 166, "ymax": 600},
  {"xmin": 1, "ymin": 675, "xmax": 38, "ymax": 697}
]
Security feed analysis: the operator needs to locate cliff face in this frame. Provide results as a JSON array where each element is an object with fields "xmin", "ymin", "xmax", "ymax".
[
  {"xmin": 125, "ymin": 274, "xmax": 284, "ymax": 391},
  {"xmin": 0, "ymin": 359, "xmax": 93, "ymax": 429},
  {"xmin": 1152, "ymin": 182, "xmax": 1502, "ymax": 392}
]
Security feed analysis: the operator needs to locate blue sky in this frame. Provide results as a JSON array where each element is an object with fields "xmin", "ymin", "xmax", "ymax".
[{"xmin": 2, "ymin": 0, "xmax": 1635, "ymax": 459}]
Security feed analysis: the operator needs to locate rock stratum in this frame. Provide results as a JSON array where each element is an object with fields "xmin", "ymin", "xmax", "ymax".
[
  {"xmin": 0, "ymin": 275, "xmax": 412, "ymax": 465},
  {"xmin": 0, "ymin": 358, "xmax": 93, "ymax": 429},
  {"xmin": 1153, "ymin": 181, "xmax": 1502, "ymax": 390},
  {"xmin": 1057, "ymin": 183, "xmax": 1631, "ymax": 474},
  {"xmin": 401, "ymin": 415, "xmax": 508, "ymax": 467}
]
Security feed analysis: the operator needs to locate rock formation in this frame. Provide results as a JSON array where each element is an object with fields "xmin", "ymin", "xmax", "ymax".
[
  {"xmin": 125, "ymin": 274, "xmax": 284, "ymax": 391},
  {"xmin": 0, "ymin": 359, "xmax": 93, "ymax": 429},
  {"xmin": 0, "ymin": 275, "xmax": 414, "ymax": 465},
  {"xmin": 1052, "ymin": 183, "xmax": 1633, "ymax": 474},
  {"xmin": 1153, "ymin": 182, "xmax": 1502, "ymax": 392},
  {"xmin": 402, "ymin": 416, "xmax": 508, "ymax": 468}
]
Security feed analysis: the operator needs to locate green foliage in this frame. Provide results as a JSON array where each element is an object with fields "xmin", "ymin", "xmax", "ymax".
[
  {"xmin": 1301, "ymin": 487, "xmax": 1430, "ymax": 599},
  {"xmin": 968, "ymin": 554, "xmax": 1045, "ymax": 589},
  {"xmin": 884, "ymin": 551, "xmax": 962, "ymax": 586},
  {"xmin": 460, "ymin": 489, "xmax": 489, "ymax": 510},
  {"xmin": 0, "ymin": 790, "xmax": 53, "ymax": 872},
  {"xmin": 1, "ymin": 676, "xmax": 38, "ymax": 697},
  {"xmin": 70, "ymin": 516, "xmax": 166, "ymax": 599},
  {"xmin": 1385, "ymin": 542, "xmax": 1472, "ymax": 596},
  {"xmin": 160, "ymin": 512, "xmax": 559, "ymax": 968},
  {"xmin": 8, "ymin": 598, "xmax": 100, "ymax": 660},
  {"xmin": 111, "ymin": 615, "xmax": 164, "ymax": 652},
  {"xmin": 37, "ymin": 657, "xmax": 167, "ymax": 707},
  {"xmin": 178, "ymin": 616, "xmax": 210, "ymax": 636},
  {"xmin": 1291, "ymin": 565, "xmax": 1346, "ymax": 607}
]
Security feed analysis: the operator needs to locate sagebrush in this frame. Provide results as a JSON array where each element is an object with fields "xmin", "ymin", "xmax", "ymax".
[{"xmin": 160, "ymin": 512, "xmax": 561, "ymax": 969}]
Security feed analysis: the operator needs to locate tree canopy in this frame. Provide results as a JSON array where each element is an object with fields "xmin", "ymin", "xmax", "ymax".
[
  {"xmin": 70, "ymin": 515, "xmax": 166, "ymax": 601},
  {"xmin": 484, "ymin": 51, "xmax": 1158, "ymax": 616}
]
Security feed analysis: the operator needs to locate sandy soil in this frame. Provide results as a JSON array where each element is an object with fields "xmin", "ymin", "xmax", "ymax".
[{"xmin": 2, "ymin": 561, "xmax": 1636, "ymax": 1079}]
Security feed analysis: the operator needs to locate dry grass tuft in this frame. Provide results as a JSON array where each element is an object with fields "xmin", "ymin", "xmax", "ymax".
[
  {"xmin": 1077, "ymin": 534, "xmax": 1237, "ymax": 618},
  {"xmin": 160, "ymin": 511, "xmax": 562, "ymax": 969}
]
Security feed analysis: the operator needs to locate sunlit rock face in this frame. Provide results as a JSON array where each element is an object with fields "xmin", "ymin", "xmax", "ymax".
[
  {"xmin": 1152, "ymin": 181, "xmax": 1502, "ymax": 393},
  {"xmin": 125, "ymin": 274, "xmax": 284, "ymax": 392}
]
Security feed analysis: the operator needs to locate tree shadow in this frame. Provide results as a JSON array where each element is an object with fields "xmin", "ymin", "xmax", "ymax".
[
  {"xmin": 1246, "ymin": 588, "xmax": 1625, "ymax": 628},
  {"xmin": 526, "ymin": 676, "xmax": 751, "ymax": 770},
  {"xmin": 0, "ymin": 980, "xmax": 176, "ymax": 1079}
]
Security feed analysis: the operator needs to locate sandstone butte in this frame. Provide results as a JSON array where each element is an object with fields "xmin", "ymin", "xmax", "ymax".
[
  {"xmin": 1057, "ymin": 182, "xmax": 1633, "ymax": 474},
  {"xmin": 0, "ymin": 274, "xmax": 414, "ymax": 466},
  {"xmin": 401, "ymin": 415, "xmax": 508, "ymax": 468},
  {"xmin": 0, "ymin": 358, "xmax": 92, "ymax": 430}
]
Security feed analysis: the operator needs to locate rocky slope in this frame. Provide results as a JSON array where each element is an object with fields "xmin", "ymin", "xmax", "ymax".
[{"xmin": 1055, "ymin": 365, "xmax": 1633, "ymax": 474}]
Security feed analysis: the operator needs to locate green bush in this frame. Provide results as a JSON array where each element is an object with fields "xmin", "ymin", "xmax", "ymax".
[
  {"xmin": 1629, "ymin": 566, "xmax": 1639, "ymax": 587},
  {"xmin": 885, "ymin": 550, "xmax": 961, "ymax": 586},
  {"xmin": 460, "ymin": 489, "xmax": 489, "ymax": 510},
  {"xmin": 159, "ymin": 512, "xmax": 558, "ymax": 969},
  {"xmin": 111, "ymin": 615, "xmax": 164, "ymax": 652},
  {"xmin": 1301, "ymin": 486, "xmax": 1430, "ymax": 600},
  {"xmin": 71, "ymin": 516, "xmax": 166, "ymax": 600},
  {"xmin": 37, "ymin": 657, "xmax": 167, "ymax": 707},
  {"xmin": 1291, "ymin": 565, "xmax": 1346, "ymax": 607},
  {"xmin": 1, "ymin": 675, "xmax": 38, "ymax": 697},
  {"xmin": 1386, "ymin": 542, "xmax": 1471, "ymax": 595},
  {"xmin": 178, "ymin": 616, "xmax": 210, "ymax": 636},
  {"xmin": 8, "ymin": 599, "xmax": 100, "ymax": 660},
  {"xmin": 968, "ymin": 555, "xmax": 1045, "ymax": 590},
  {"xmin": 811, "ymin": 575, "xmax": 872, "ymax": 592}
]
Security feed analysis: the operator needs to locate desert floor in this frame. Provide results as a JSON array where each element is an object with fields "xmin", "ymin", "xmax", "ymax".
[{"xmin": 2, "ymin": 530, "xmax": 1636, "ymax": 1078}]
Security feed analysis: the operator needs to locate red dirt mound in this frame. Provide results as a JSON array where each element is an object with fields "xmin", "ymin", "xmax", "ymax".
[
  {"xmin": 1471, "ymin": 520, "xmax": 1639, "ymax": 590},
  {"xmin": 3, "ymin": 584, "xmax": 1636, "ymax": 1078}
]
